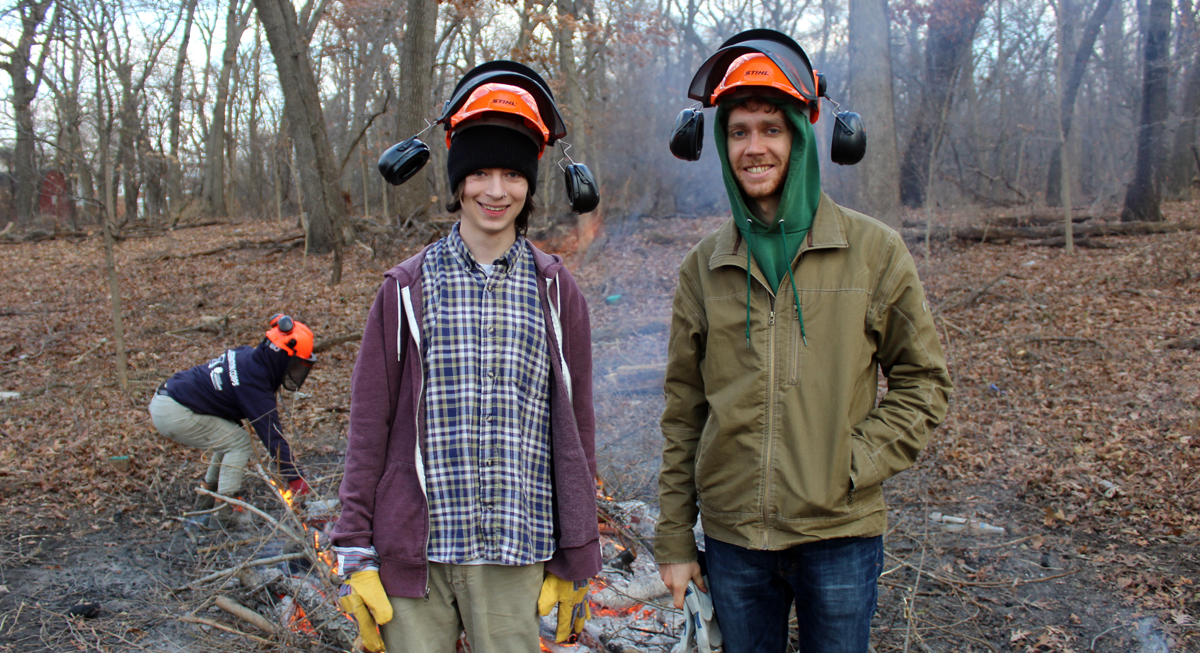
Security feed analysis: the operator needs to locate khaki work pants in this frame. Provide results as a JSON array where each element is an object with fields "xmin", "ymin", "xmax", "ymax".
[
  {"xmin": 381, "ymin": 562, "xmax": 544, "ymax": 653},
  {"xmin": 149, "ymin": 393, "xmax": 251, "ymax": 496}
]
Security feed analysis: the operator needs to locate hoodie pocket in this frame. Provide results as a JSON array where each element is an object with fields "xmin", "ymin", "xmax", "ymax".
[{"xmin": 372, "ymin": 461, "xmax": 427, "ymax": 563}]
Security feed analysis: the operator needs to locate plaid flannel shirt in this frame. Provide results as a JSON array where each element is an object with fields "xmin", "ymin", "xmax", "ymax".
[{"xmin": 419, "ymin": 225, "xmax": 554, "ymax": 565}]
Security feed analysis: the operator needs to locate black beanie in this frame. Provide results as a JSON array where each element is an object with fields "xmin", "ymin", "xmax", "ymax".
[{"xmin": 446, "ymin": 124, "xmax": 541, "ymax": 196}]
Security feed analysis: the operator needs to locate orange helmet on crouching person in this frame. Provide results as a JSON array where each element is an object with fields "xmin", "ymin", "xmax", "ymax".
[{"xmin": 265, "ymin": 314, "xmax": 316, "ymax": 391}]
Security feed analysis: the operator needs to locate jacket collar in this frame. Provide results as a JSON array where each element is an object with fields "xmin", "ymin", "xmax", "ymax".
[{"xmin": 710, "ymin": 191, "xmax": 849, "ymax": 271}]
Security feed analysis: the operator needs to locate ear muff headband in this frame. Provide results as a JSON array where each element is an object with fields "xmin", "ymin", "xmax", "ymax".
[{"xmin": 379, "ymin": 60, "xmax": 601, "ymax": 211}]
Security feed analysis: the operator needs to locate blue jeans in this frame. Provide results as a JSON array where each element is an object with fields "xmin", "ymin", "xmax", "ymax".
[{"xmin": 704, "ymin": 534, "xmax": 882, "ymax": 653}]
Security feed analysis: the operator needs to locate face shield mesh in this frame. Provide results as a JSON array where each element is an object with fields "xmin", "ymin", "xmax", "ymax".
[{"xmin": 283, "ymin": 356, "xmax": 315, "ymax": 392}]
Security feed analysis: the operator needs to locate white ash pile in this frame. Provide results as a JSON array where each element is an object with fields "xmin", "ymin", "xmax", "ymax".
[{"xmin": 534, "ymin": 499, "xmax": 694, "ymax": 653}]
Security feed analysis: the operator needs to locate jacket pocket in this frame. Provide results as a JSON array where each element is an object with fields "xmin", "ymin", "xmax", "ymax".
[
  {"xmin": 786, "ymin": 309, "xmax": 802, "ymax": 386},
  {"xmin": 372, "ymin": 461, "xmax": 427, "ymax": 563}
]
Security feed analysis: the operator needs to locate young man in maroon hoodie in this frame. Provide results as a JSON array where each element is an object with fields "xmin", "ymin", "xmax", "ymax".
[{"xmin": 330, "ymin": 63, "xmax": 600, "ymax": 653}]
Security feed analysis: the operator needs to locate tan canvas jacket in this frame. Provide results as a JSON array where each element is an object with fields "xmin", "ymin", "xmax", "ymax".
[{"xmin": 656, "ymin": 193, "xmax": 952, "ymax": 563}]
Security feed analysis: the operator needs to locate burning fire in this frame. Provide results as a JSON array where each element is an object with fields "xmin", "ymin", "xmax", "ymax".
[{"xmin": 281, "ymin": 594, "xmax": 318, "ymax": 635}]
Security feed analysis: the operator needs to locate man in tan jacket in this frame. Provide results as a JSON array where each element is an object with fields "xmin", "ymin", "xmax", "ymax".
[{"xmin": 656, "ymin": 29, "xmax": 952, "ymax": 653}]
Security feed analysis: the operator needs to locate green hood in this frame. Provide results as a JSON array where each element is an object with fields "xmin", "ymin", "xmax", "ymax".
[{"xmin": 714, "ymin": 99, "xmax": 821, "ymax": 293}]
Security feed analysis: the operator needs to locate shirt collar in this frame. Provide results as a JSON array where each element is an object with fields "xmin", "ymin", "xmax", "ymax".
[{"xmin": 447, "ymin": 222, "xmax": 527, "ymax": 278}]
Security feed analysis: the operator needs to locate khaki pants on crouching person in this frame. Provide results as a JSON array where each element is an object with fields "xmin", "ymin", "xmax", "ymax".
[
  {"xmin": 382, "ymin": 562, "xmax": 544, "ymax": 653},
  {"xmin": 149, "ymin": 393, "xmax": 252, "ymax": 497}
]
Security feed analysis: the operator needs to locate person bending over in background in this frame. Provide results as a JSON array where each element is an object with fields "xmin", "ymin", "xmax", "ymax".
[{"xmin": 149, "ymin": 314, "xmax": 315, "ymax": 529}]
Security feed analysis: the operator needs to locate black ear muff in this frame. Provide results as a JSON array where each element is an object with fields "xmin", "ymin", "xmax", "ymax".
[
  {"xmin": 378, "ymin": 138, "xmax": 431, "ymax": 185},
  {"xmin": 564, "ymin": 163, "xmax": 600, "ymax": 213},
  {"xmin": 669, "ymin": 107, "xmax": 704, "ymax": 161},
  {"xmin": 816, "ymin": 71, "xmax": 827, "ymax": 98},
  {"xmin": 830, "ymin": 111, "xmax": 866, "ymax": 166}
]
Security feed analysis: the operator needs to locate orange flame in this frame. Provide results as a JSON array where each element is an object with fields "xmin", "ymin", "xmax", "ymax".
[{"xmin": 282, "ymin": 596, "xmax": 318, "ymax": 636}]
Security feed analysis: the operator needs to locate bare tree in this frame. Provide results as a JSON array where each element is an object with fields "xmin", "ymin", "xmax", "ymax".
[
  {"xmin": 253, "ymin": 0, "xmax": 348, "ymax": 275},
  {"xmin": 847, "ymin": 0, "xmax": 900, "ymax": 226},
  {"xmin": 0, "ymin": 0, "xmax": 55, "ymax": 225},
  {"xmin": 1165, "ymin": 0, "xmax": 1200, "ymax": 199},
  {"xmin": 1045, "ymin": 0, "xmax": 1117, "ymax": 206},
  {"xmin": 166, "ymin": 0, "xmax": 199, "ymax": 221},
  {"xmin": 1121, "ymin": 0, "xmax": 1172, "ymax": 222},
  {"xmin": 393, "ymin": 0, "xmax": 439, "ymax": 223},
  {"xmin": 203, "ymin": 0, "xmax": 254, "ymax": 217},
  {"xmin": 899, "ymin": 0, "xmax": 989, "ymax": 208}
]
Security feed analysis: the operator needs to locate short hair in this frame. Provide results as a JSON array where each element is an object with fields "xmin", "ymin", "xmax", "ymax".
[
  {"xmin": 719, "ymin": 89, "xmax": 808, "ymax": 132},
  {"xmin": 445, "ymin": 180, "xmax": 538, "ymax": 237}
]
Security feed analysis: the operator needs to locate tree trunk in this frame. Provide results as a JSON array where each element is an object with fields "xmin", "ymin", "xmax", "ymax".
[
  {"xmin": 1165, "ymin": 1, "xmax": 1200, "ymax": 199},
  {"xmin": 847, "ymin": 0, "xmax": 901, "ymax": 227},
  {"xmin": 168, "ymin": 0, "xmax": 198, "ymax": 220},
  {"xmin": 0, "ymin": 0, "xmax": 53, "ymax": 226},
  {"xmin": 1122, "ymin": 0, "xmax": 1171, "ymax": 222},
  {"xmin": 898, "ymin": 0, "xmax": 988, "ymax": 208},
  {"xmin": 205, "ymin": 0, "xmax": 251, "ymax": 217},
  {"xmin": 392, "ymin": 0, "xmax": 438, "ymax": 223},
  {"xmin": 1046, "ymin": 0, "xmax": 1117, "ymax": 205},
  {"xmin": 248, "ymin": 27, "xmax": 265, "ymax": 217},
  {"xmin": 253, "ymin": 0, "xmax": 347, "ymax": 258}
]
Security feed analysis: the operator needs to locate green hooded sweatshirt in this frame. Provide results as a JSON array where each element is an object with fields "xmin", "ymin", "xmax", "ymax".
[
  {"xmin": 715, "ymin": 98, "xmax": 821, "ymax": 346},
  {"xmin": 714, "ymin": 99, "xmax": 822, "ymax": 293}
]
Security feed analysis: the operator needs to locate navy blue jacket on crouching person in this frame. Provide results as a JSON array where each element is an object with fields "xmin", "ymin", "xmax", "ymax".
[{"xmin": 160, "ymin": 342, "xmax": 302, "ymax": 482}]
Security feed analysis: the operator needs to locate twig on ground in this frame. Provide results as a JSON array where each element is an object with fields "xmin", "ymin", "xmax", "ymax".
[
  {"xmin": 68, "ymin": 338, "xmax": 109, "ymax": 366},
  {"xmin": 177, "ymin": 552, "xmax": 308, "ymax": 590},
  {"xmin": 1090, "ymin": 623, "xmax": 1129, "ymax": 651},
  {"xmin": 214, "ymin": 595, "xmax": 278, "ymax": 634},
  {"xmin": 177, "ymin": 615, "xmax": 277, "ymax": 645}
]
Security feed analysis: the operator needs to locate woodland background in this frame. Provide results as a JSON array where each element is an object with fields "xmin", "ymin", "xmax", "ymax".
[{"xmin": 0, "ymin": 0, "xmax": 1199, "ymax": 651}]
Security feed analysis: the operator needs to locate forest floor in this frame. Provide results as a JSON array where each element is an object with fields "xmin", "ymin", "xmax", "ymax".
[{"xmin": 0, "ymin": 201, "xmax": 1197, "ymax": 652}]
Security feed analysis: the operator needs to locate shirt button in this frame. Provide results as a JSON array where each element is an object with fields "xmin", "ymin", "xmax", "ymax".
[
  {"xmin": 488, "ymin": 371, "xmax": 496, "ymax": 378},
  {"xmin": 484, "ymin": 459, "xmax": 494, "ymax": 467},
  {"xmin": 484, "ymin": 415, "xmax": 492, "ymax": 422},
  {"xmin": 488, "ymin": 327, "xmax": 496, "ymax": 335}
]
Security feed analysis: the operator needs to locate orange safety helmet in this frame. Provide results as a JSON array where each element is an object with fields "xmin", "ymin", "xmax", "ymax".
[
  {"xmin": 266, "ymin": 314, "xmax": 314, "ymax": 359},
  {"xmin": 711, "ymin": 53, "xmax": 820, "ymax": 124},
  {"xmin": 266, "ymin": 314, "xmax": 316, "ymax": 392},
  {"xmin": 445, "ymin": 83, "xmax": 550, "ymax": 153}
]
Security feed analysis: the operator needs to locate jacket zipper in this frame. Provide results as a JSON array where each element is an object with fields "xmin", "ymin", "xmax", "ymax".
[{"xmin": 762, "ymin": 296, "xmax": 778, "ymax": 550}]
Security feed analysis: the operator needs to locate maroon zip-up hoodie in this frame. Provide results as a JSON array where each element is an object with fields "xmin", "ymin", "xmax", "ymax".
[{"xmin": 330, "ymin": 241, "xmax": 601, "ymax": 597}]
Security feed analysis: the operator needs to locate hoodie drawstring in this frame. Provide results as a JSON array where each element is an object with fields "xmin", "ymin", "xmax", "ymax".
[
  {"xmin": 744, "ymin": 218, "xmax": 808, "ymax": 348},
  {"xmin": 779, "ymin": 223, "xmax": 807, "ymax": 346}
]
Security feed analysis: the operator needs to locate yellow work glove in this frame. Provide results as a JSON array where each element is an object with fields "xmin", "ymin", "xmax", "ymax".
[
  {"xmin": 338, "ymin": 570, "xmax": 393, "ymax": 652},
  {"xmin": 537, "ymin": 572, "xmax": 591, "ymax": 643}
]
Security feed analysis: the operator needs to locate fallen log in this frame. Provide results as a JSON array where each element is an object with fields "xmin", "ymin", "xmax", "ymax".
[
  {"xmin": 1156, "ymin": 337, "xmax": 1200, "ymax": 351},
  {"xmin": 313, "ymin": 332, "xmax": 362, "ymax": 353},
  {"xmin": 1027, "ymin": 236, "xmax": 1119, "ymax": 249},
  {"xmin": 902, "ymin": 219, "xmax": 1200, "ymax": 243}
]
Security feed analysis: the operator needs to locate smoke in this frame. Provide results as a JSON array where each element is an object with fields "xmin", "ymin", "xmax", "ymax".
[{"xmin": 1135, "ymin": 617, "xmax": 1171, "ymax": 653}]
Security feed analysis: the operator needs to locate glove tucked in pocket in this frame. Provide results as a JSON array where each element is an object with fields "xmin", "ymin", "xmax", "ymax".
[
  {"xmin": 338, "ymin": 570, "xmax": 393, "ymax": 652},
  {"xmin": 537, "ymin": 572, "xmax": 591, "ymax": 643}
]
